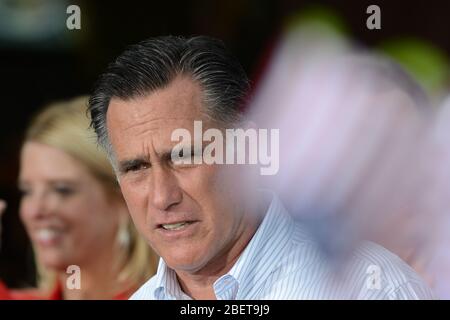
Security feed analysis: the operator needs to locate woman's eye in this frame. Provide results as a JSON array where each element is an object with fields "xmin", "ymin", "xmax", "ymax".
[
  {"xmin": 19, "ymin": 188, "xmax": 31, "ymax": 197},
  {"xmin": 54, "ymin": 186, "xmax": 75, "ymax": 196}
]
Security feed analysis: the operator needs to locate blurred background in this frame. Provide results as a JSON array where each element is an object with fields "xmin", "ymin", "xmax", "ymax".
[{"xmin": 0, "ymin": 0, "xmax": 449, "ymax": 288}]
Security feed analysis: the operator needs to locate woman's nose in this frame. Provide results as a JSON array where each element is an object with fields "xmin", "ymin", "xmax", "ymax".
[{"xmin": 21, "ymin": 191, "xmax": 53, "ymax": 220}]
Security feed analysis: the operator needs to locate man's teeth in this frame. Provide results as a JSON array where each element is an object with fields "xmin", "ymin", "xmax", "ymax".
[{"xmin": 161, "ymin": 222, "xmax": 191, "ymax": 231}]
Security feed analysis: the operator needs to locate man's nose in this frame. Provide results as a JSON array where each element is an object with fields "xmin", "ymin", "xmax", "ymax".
[{"xmin": 149, "ymin": 166, "xmax": 182, "ymax": 211}]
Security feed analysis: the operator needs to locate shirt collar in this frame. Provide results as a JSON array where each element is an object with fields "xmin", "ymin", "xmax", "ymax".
[
  {"xmin": 153, "ymin": 190, "xmax": 294, "ymax": 300},
  {"xmin": 154, "ymin": 259, "xmax": 190, "ymax": 300}
]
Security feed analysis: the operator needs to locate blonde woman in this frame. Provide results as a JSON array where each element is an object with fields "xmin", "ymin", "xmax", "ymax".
[{"xmin": 0, "ymin": 96, "xmax": 158, "ymax": 299}]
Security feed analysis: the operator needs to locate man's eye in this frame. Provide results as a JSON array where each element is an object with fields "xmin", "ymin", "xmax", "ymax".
[
  {"xmin": 178, "ymin": 150, "xmax": 193, "ymax": 159},
  {"xmin": 171, "ymin": 148, "xmax": 202, "ymax": 166},
  {"xmin": 126, "ymin": 163, "xmax": 150, "ymax": 172}
]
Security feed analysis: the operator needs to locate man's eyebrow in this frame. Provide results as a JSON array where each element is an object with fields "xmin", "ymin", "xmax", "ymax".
[
  {"xmin": 167, "ymin": 144, "xmax": 205, "ymax": 158},
  {"xmin": 118, "ymin": 145, "xmax": 206, "ymax": 172}
]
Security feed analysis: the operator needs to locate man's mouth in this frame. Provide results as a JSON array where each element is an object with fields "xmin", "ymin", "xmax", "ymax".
[{"xmin": 160, "ymin": 221, "xmax": 196, "ymax": 231}]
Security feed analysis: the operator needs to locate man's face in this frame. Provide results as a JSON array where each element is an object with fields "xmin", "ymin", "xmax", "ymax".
[{"xmin": 107, "ymin": 76, "xmax": 250, "ymax": 273}]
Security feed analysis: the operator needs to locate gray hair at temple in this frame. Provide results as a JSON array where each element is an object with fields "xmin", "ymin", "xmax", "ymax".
[{"xmin": 88, "ymin": 35, "xmax": 250, "ymax": 166}]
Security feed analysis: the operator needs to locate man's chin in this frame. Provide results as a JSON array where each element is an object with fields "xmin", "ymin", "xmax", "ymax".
[{"xmin": 162, "ymin": 253, "xmax": 209, "ymax": 274}]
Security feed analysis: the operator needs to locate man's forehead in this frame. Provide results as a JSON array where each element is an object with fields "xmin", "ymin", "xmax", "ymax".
[
  {"xmin": 107, "ymin": 110, "xmax": 203, "ymax": 158},
  {"xmin": 105, "ymin": 76, "xmax": 218, "ymax": 159},
  {"xmin": 107, "ymin": 76, "xmax": 205, "ymax": 126}
]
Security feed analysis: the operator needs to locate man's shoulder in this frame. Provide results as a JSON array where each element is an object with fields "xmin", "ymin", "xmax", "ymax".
[
  {"xmin": 286, "ymin": 220, "xmax": 425, "ymax": 283},
  {"xmin": 129, "ymin": 275, "xmax": 158, "ymax": 300},
  {"xmin": 261, "ymin": 232, "xmax": 434, "ymax": 299},
  {"xmin": 351, "ymin": 241, "xmax": 421, "ymax": 282},
  {"xmin": 351, "ymin": 241, "xmax": 434, "ymax": 296}
]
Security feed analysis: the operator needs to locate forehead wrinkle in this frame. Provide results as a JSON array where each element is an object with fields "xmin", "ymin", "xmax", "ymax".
[
  {"xmin": 137, "ymin": 136, "xmax": 174, "ymax": 165},
  {"xmin": 125, "ymin": 115, "xmax": 217, "ymax": 151},
  {"xmin": 120, "ymin": 78, "xmax": 206, "ymax": 126},
  {"xmin": 142, "ymin": 138, "xmax": 153, "ymax": 161},
  {"xmin": 122, "ymin": 115, "xmax": 203, "ymax": 133}
]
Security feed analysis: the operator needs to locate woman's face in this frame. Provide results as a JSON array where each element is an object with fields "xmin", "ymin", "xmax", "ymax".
[{"xmin": 19, "ymin": 141, "xmax": 121, "ymax": 271}]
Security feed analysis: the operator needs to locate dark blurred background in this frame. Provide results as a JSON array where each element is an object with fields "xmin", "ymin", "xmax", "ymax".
[{"xmin": 0, "ymin": 0, "xmax": 449, "ymax": 288}]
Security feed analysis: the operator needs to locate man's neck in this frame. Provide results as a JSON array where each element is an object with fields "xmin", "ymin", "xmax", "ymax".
[
  {"xmin": 176, "ymin": 234, "xmax": 250, "ymax": 299},
  {"xmin": 175, "ymin": 194, "xmax": 269, "ymax": 300}
]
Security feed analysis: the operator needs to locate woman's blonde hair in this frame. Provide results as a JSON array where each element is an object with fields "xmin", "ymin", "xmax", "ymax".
[{"xmin": 24, "ymin": 96, "xmax": 158, "ymax": 293}]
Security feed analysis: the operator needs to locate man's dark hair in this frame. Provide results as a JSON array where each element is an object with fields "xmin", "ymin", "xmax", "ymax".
[{"xmin": 88, "ymin": 35, "xmax": 250, "ymax": 158}]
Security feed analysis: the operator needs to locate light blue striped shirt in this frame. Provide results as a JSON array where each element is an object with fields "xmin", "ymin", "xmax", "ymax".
[{"xmin": 131, "ymin": 193, "xmax": 434, "ymax": 300}]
